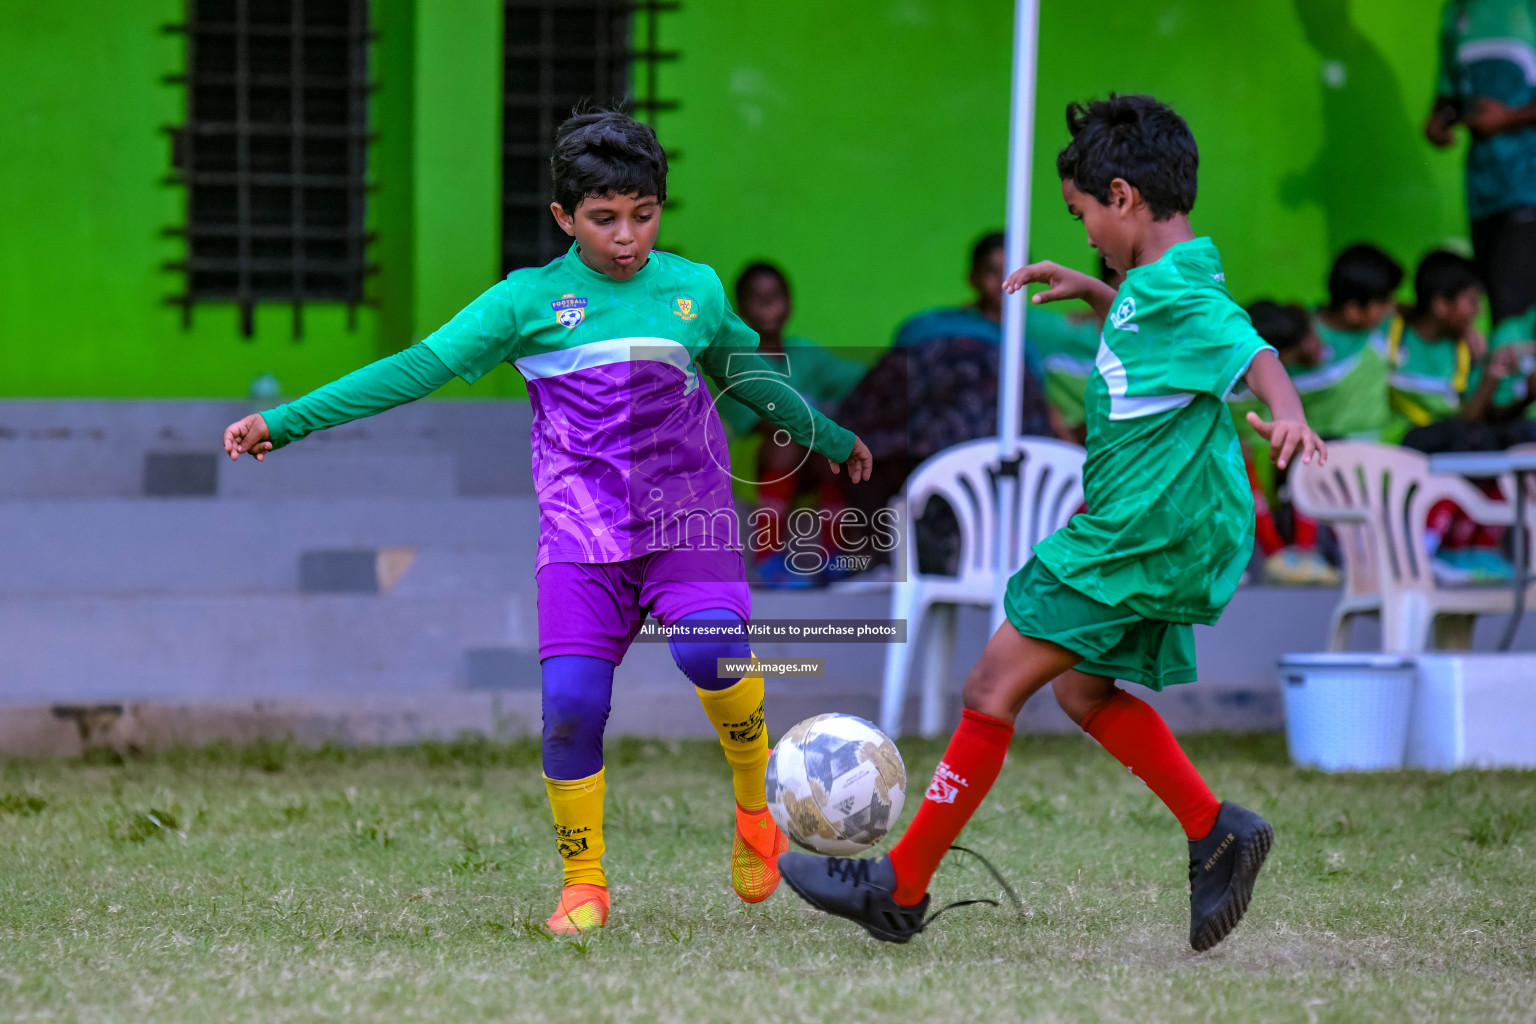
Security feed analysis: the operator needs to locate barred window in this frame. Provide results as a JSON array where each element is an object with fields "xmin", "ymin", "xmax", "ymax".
[
  {"xmin": 502, "ymin": 1, "xmax": 678, "ymax": 274},
  {"xmin": 167, "ymin": 0, "xmax": 375, "ymax": 336}
]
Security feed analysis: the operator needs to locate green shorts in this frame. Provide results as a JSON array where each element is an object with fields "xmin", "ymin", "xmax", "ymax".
[{"xmin": 1003, "ymin": 559, "xmax": 1197, "ymax": 692}]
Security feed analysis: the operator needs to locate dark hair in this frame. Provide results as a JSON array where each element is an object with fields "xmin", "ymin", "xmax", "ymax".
[
  {"xmin": 1056, "ymin": 94, "xmax": 1198, "ymax": 220},
  {"xmin": 1246, "ymin": 300, "xmax": 1312, "ymax": 353},
  {"xmin": 1327, "ymin": 243, "xmax": 1404, "ymax": 308},
  {"xmin": 550, "ymin": 107, "xmax": 668, "ymax": 213},
  {"xmin": 734, "ymin": 261, "xmax": 790, "ymax": 308},
  {"xmin": 1413, "ymin": 250, "xmax": 1481, "ymax": 314},
  {"xmin": 971, "ymin": 231, "xmax": 1005, "ymax": 274}
]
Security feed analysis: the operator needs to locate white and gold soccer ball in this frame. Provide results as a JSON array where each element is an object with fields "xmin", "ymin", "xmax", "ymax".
[{"xmin": 765, "ymin": 713, "xmax": 907, "ymax": 855}]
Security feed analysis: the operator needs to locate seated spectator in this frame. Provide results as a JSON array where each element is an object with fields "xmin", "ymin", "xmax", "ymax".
[
  {"xmin": 1475, "ymin": 303, "xmax": 1536, "ymax": 423},
  {"xmin": 1307, "ymin": 243, "xmax": 1403, "ymax": 440},
  {"xmin": 1231, "ymin": 302, "xmax": 1339, "ymax": 585},
  {"xmin": 1388, "ymin": 251, "xmax": 1535, "ymax": 582},
  {"xmin": 838, "ymin": 232, "xmax": 1054, "ymax": 573},
  {"xmin": 1388, "ymin": 250, "xmax": 1534, "ymax": 450},
  {"xmin": 714, "ymin": 262, "xmax": 867, "ymax": 585}
]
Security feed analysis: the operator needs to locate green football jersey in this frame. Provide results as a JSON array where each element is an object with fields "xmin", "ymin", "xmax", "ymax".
[
  {"xmin": 1030, "ymin": 307, "xmax": 1102, "ymax": 428},
  {"xmin": 1292, "ymin": 315, "xmax": 1392, "ymax": 439},
  {"xmin": 1484, "ymin": 307, "xmax": 1536, "ymax": 410},
  {"xmin": 1031, "ymin": 238, "xmax": 1274, "ymax": 625},
  {"xmin": 421, "ymin": 242, "xmax": 854, "ymax": 569},
  {"xmin": 1384, "ymin": 316, "xmax": 1471, "ymax": 440},
  {"xmin": 1225, "ymin": 315, "xmax": 1390, "ymax": 447},
  {"xmin": 1437, "ymin": 0, "xmax": 1536, "ymax": 219}
]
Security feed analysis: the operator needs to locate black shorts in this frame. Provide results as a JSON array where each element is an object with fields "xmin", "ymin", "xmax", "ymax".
[{"xmin": 1471, "ymin": 205, "xmax": 1536, "ymax": 324}]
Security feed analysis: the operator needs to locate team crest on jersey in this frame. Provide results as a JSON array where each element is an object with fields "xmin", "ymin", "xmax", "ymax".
[
  {"xmin": 672, "ymin": 294, "xmax": 698, "ymax": 321},
  {"xmin": 551, "ymin": 293, "xmax": 587, "ymax": 329},
  {"xmin": 1110, "ymin": 296, "xmax": 1139, "ymax": 332}
]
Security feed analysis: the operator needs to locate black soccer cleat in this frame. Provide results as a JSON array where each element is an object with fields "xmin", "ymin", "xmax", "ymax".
[
  {"xmin": 1188, "ymin": 801, "xmax": 1274, "ymax": 952},
  {"xmin": 778, "ymin": 852, "xmax": 930, "ymax": 944}
]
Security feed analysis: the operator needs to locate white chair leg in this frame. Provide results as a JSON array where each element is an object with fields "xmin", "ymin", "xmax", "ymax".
[
  {"xmin": 1383, "ymin": 594, "xmax": 1430, "ymax": 653},
  {"xmin": 918, "ymin": 603, "xmax": 957, "ymax": 738},
  {"xmin": 879, "ymin": 581, "xmax": 924, "ymax": 737},
  {"xmin": 1327, "ymin": 606, "xmax": 1351, "ymax": 652}
]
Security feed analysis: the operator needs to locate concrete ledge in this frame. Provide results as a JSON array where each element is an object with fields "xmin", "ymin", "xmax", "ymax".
[{"xmin": 0, "ymin": 675, "xmax": 1282, "ymax": 759}]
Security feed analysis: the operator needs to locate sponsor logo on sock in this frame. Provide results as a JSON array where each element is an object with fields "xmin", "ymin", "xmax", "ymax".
[
  {"xmin": 727, "ymin": 703, "xmax": 766, "ymax": 744},
  {"xmin": 555, "ymin": 824, "xmax": 591, "ymax": 858},
  {"xmin": 1203, "ymin": 832, "xmax": 1236, "ymax": 872},
  {"xmin": 924, "ymin": 761, "xmax": 968, "ymax": 804}
]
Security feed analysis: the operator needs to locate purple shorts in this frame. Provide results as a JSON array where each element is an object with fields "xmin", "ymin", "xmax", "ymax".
[{"xmin": 536, "ymin": 547, "xmax": 753, "ymax": 662}]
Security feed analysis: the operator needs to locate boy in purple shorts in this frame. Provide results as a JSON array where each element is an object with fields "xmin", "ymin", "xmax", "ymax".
[{"xmin": 223, "ymin": 109, "xmax": 873, "ymax": 932}]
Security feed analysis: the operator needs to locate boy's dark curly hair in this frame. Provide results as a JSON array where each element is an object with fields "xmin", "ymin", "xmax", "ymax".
[
  {"xmin": 1412, "ymin": 250, "xmax": 1481, "ymax": 314},
  {"xmin": 1056, "ymin": 94, "xmax": 1198, "ymax": 220},
  {"xmin": 550, "ymin": 107, "xmax": 668, "ymax": 213},
  {"xmin": 1246, "ymin": 300, "xmax": 1312, "ymax": 354},
  {"xmin": 1327, "ymin": 243, "xmax": 1404, "ymax": 309}
]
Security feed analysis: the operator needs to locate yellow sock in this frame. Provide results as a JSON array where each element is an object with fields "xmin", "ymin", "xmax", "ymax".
[
  {"xmin": 544, "ymin": 769, "xmax": 606, "ymax": 887},
  {"xmin": 696, "ymin": 668, "xmax": 770, "ymax": 811}
]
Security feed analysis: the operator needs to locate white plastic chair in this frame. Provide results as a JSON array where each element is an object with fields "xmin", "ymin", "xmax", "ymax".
[
  {"xmin": 1290, "ymin": 441, "xmax": 1532, "ymax": 652},
  {"xmin": 878, "ymin": 437, "xmax": 1086, "ymax": 737}
]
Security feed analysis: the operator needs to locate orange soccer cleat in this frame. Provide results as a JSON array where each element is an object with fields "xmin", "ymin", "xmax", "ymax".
[
  {"xmin": 546, "ymin": 883, "xmax": 610, "ymax": 934},
  {"xmin": 732, "ymin": 803, "xmax": 789, "ymax": 903}
]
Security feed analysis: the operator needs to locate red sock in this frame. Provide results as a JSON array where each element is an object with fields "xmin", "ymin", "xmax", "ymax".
[
  {"xmin": 1246, "ymin": 457, "xmax": 1284, "ymax": 556},
  {"xmin": 1293, "ymin": 510, "xmax": 1317, "ymax": 550},
  {"xmin": 887, "ymin": 709, "xmax": 1013, "ymax": 905},
  {"xmin": 1081, "ymin": 691, "xmax": 1220, "ymax": 839}
]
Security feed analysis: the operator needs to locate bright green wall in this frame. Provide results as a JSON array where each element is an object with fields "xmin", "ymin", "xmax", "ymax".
[
  {"xmin": 0, "ymin": 0, "xmax": 1473, "ymax": 396},
  {"xmin": 0, "ymin": 0, "xmax": 508, "ymax": 399},
  {"xmin": 656, "ymin": 0, "xmax": 1468, "ymax": 356}
]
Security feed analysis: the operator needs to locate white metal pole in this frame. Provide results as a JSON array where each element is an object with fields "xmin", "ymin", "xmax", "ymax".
[{"xmin": 991, "ymin": 0, "xmax": 1041, "ymax": 632}]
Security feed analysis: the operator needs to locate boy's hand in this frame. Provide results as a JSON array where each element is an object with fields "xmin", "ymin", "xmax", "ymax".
[
  {"xmin": 223, "ymin": 413, "xmax": 274, "ymax": 462},
  {"xmin": 1489, "ymin": 345, "xmax": 1523, "ymax": 380},
  {"xmin": 1464, "ymin": 97, "xmax": 1516, "ymax": 138},
  {"xmin": 1245, "ymin": 412, "xmax": 1327, "ymax": 471},
  {"xmin": 1004, "ymin": 261, "xmax": 1116, "ymax": 320},
  {"xmin": 830, "ymin": 436, "xmax": 872, "ymax": 484}
]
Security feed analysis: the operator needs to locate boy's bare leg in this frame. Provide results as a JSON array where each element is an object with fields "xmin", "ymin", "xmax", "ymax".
[
  {"xmin": 958, "ymin": 622, "xmax": 1084, "ymax": 719},
  {"xmin": 1049, "ymin": 669, "xmax": 1121, "ymax": 725}
]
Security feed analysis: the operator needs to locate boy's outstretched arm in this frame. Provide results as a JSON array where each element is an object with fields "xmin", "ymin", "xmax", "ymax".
[
  {"xmin": 224, "ymin": 278, "xmax": 520, "ymax": 462},
  {"xmin": 223, "ymin": 344, "xmax": 456, "ymax": 462},
  {"xmin": 1004, "ymin": 261, "xmax": 1117, "ymax": 321},
  {"xmin": 1242, "ymin": 350, "xmax": 1327, "ymax": 470},
  {"xmin": 698, "ymin": 348, "xmax": 872, "ymax": 484},
  {"xmin": 698, "ymin": 276, "xmax": 871, "ymax": 484}
]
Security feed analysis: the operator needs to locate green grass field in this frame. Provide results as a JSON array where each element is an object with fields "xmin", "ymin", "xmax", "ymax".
[{"xmin": 0, "ymin": 733, "xmax": 1531, "ymax": 1023}]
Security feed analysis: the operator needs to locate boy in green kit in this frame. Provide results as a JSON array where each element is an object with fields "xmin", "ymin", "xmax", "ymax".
[
  {"xmin": 1385, "ymin": 250, "xmax": 1512, "ymax": 446},
  {"xmin": 1305, "ymin": 244, "xmax": 1402, "ymax": 440},
  {"xmin": 779, "ymin": 95, "xmax": 1325, "ymax": 952}
]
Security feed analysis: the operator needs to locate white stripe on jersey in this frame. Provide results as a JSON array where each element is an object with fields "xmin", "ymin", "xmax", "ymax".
[
  {"xmin": 515, "ymin": 336, "xmax": 700, "ymax": 393},
  {"xmin": 1458, "ymin": 37, "xmax": 1536, "ymax": 85},
  {"xmin": 1095, "ymin": 335, "xmax": 1196, "ymax": 421}
]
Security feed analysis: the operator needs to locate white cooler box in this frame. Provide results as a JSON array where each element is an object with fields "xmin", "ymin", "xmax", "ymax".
[{"xmin": 1410, "ymin": 654, "xmax": 1536, "ymax": 770}]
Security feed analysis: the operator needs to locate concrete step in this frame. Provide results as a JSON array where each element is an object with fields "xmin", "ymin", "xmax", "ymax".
[
  {"xmin": 0, "ymin": 591, "xmax": 535, "ymax": 704},
  {"xmin": 218, "ymin": 449, "xmax": 458, "ymax": 500},
  {"xmin": 0, "ymin": 498, "xmax": 539, "ymax": 596},
  {"xmin": 0, "ymin": 400, "xmax": 535, "ymax": 499}
]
